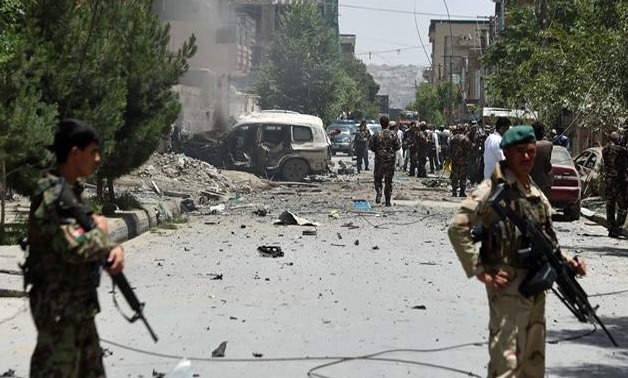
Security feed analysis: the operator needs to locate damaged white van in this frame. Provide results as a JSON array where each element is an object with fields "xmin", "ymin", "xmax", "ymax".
[{"xmin": 221, "ymin": 112, "xmax": 331, "ymax": 181}]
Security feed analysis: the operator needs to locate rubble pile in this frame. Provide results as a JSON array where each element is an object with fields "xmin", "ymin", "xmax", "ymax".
[{"xmin": 117, "ymin": 152, "xmax": 272, "ymax": 199}]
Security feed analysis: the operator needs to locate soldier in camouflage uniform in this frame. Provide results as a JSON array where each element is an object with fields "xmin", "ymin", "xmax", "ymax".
[
  {"xmin": 602, "ymin": 131, "xmax": 627, "ymax": 238},
  {"xmin": 449, "ymin": 126, "xmax": 472, "ymax": 197},
  {"xmin": 353, "ymin": 120, "xmax": 372, "ymax": 173},
  {"xmin": 467, "ymin": 121, "xmax": 486, "ymax": 185},
  {"xmin": 406, "ymin": 123, "xmax": 420, "ymax": 177},
  {"xmin": 369, "ymin": 116, "xmax": 400, "ymax": 206},
  {"xmin": 25, "ymin": 119, "xmax": 125, "ymax": 377},
  {"xmin": 448, "ymin": 126, "xmax": 586, "ymax": 378},
  {"xmin": 416, "ymin": 122, "xmax": 430, "ymax": 177}
]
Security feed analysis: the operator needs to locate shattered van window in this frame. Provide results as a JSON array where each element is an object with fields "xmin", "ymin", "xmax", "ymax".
[
  {"xmin": 293, "ymin": 126, "xmax": 313, "ymax": 142},
  {"xmin": 262, "ymin": 125, "xmax": 286, "ymax": 145}
]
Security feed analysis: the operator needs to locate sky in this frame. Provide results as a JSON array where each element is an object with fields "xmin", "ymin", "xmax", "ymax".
[{"xmin": 338, "ymin": 0, "xmax": 496, "ymax": 66}]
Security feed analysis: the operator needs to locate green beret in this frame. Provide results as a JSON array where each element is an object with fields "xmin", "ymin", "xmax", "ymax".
[{"xmin": 500, "ymin": 125, "xmax": 536, "ymax": 149}]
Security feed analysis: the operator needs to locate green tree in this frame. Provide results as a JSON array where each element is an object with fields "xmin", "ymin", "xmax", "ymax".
[
  {"xmin": 95, "ymin": 1, "xmax": 196, "ymax": 199},
  {"xmin": 483, "ymin": 0, "xmax": 628, "ymax": 131},
  {"xmin": 0, "ymin": 1, "xmax": 57, "ymax": 232},
  {"xmin": 408, "ymin": 82, "xmax": 444, "ymax": 125},
  {"xmin": 340, "ymin": 58, "xmax": 380, "ymax": 118},
  {"xmin": 9, "ymin": 0, "xmax": 195, "ymax": 200},
  {"xmin": 255, "ymin": 3, "xmax": 341, "ymax": 124}
]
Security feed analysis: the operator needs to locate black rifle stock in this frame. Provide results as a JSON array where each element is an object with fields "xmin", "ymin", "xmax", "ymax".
[{"xmin": 488, "ymin": 183, "xmax": 618, "ymax": 347}]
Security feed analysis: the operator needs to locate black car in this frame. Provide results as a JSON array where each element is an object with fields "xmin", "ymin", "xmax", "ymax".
[{"xmin": 326, "ymin": 121, "xmax": 357, "ymax": 155}]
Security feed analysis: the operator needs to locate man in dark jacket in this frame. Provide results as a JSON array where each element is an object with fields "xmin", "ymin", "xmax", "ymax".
[
  {"xmin": 530, "ymin": 123, "xmax": 554, "ymax": 201},
  {"xmin": 602, "ymin": 131, "xmax": 627, "ymax": 238}
]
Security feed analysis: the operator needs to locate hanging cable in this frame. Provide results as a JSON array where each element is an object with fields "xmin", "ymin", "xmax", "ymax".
[{"xmin": 413, "ymin": 0, "xmax": 432, "ymax": 67}]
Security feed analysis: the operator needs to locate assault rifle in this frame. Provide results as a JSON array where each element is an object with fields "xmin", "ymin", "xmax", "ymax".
[
  {"xmin": 56, "ymin": 181, "xmax": 159, "ymax": 343},
  {"xmin": 108, "ymin": 269, "xmax": 159, "ymax": 342},
  {"xmin": 488, "ymin": 183, "xmax": 618, "ymax": 347}
]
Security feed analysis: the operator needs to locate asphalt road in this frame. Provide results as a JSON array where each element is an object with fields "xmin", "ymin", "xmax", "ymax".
[{"xmin": 1, "ymin": 169, "xmax": 627, "ymax": 377}]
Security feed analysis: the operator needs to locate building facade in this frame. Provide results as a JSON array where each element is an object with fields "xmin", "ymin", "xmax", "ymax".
[
  {"xmin": 155, "ymin": 0, "xmax": 338, "ymax": 133},
  {"xmin": 424, "ymin": 19, "xmax": 491, "ymax": 122}
]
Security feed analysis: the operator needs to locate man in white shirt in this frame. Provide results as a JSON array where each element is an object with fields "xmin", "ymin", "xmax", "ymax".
[{"xmin": 483, "ymin": 117, "xmax": 511, "ymax": 179}]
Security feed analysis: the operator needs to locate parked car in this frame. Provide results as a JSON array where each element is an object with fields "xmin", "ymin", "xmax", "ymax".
[
  {"xmin": 573, "ymin": 147, "xmax": 603, "ymax": 197},
  {"xmin": 366, "ymin": 122, "xmax": 382, "ymax": 136},
  {"xmin": 550, "ymin": 146, "xmax": 581, "ymax": 220},
  {"xmin": 326, "ymin": 120, "xmax": 357, "ymax": 155},
  {"xmin": 220, "ymin": 112, "xmax": 331, "ymax": 181}
]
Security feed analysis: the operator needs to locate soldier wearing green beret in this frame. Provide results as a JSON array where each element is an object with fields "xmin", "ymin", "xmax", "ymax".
[
  {"xmin": 448, "ymin": 125, "xmax": 587, "ymax": 377},
  {"xmin": 26, "ymin": 119, "xmax": 125, "ymax": 377}
]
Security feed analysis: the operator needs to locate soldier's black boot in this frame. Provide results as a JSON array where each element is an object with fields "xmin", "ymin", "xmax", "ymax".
[
  {"xmin": 459, "ymin": 188, "xmax": 467, "ymax": 197},
  {"xmin": 385, "ymin": 195, "xmax": 392, "ymax": 207},
  {"xmin": 375, "ymin": 192, "xmax": 382, "ymax": 204},
  {"xmin": 618, "ymin": 210, "xmax": 627, "ymax": 230},
  {"xmin": 452, "ymin": 188, "xmax": 458, "ymax": 197},
  {"xmin": 607, "ymin": 207, "xmax": 618, "ymax": 237}
]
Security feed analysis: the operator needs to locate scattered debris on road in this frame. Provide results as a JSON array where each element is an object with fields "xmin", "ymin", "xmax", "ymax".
[
  {"xmin": 258, "ymin": 246, "xmax": 284, "ymax": 258},
  {"xmin": 212, "ymin": 341, "xmax": 228, "ymax": 358},
  {"xmin": 274, "ymin": 211, "xmax": 319, "ymax": 226}
]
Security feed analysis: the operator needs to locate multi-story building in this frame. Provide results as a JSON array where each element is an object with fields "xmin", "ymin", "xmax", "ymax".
[
  {"xmin": 155, "ymin": 0, "xmax": 338, "ymax": 134},
  {"xmin": 425, "ymin": 19, "xmax": 490, "ymax": 121},
  {"xmin": 340, "ymin": 34, "xmax": 356, "ymax": 61}
]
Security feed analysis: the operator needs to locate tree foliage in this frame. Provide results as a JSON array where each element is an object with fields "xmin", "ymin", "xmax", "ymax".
[
  {"xmin": 96, "ymin": 1, "xmax": 196, "ymax": 199},
  {"xmin": 1, "ymin": 1, "xmax": 57, "ymax": 195},
  {"xmin": 339, "ymin": 58, "xmax": 380, "ymax": 119},
  {"xmin": 483, "ymin": 0, "xmax": 628, "ymax": 131},
  {"xmin": 408, "ymin": 81, "xmax": 462, "ymax": 125},
  {"xmin": 255, "ymin": 3, "xmax": 341, "ymax": 123},
  {"xmin": 0, "ymin": 0, "xmax": 195, "ymax": 199}
]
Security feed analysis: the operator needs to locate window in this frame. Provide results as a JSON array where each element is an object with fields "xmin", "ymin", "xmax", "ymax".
[
  {"xmin": 261, "ymin": 125, "xmax": 286, "ymax": 145},
  {"xmin": 293, "ymin": 126, "xmax": 313, "ymax": 142},
  {"xmin": 585, "ymin": 154, "xmax": 597, "ymax": 169}
]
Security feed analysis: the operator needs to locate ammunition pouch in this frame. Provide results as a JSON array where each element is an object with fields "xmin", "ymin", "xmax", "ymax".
[{"xmin": 519, "ymin": 262, "xmax": 556, "ymax": 297}]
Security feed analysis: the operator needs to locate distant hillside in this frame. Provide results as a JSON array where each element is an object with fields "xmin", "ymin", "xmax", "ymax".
[{"xmin": 367, "ymin": 65, "xmax": 424, "ymax": 109}]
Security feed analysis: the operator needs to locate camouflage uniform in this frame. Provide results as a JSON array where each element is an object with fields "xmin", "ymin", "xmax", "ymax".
[
  {"xmin": 416, "ymin": 127, "xmax": 429, "ymax": 177},
  {"xmin": 369, "ymin": 128, "xmax": 401, "ymax": 204},
  {"xmin": 354, "ymin": 127, "xmax": 371, "ymax": 173},
  {"xmin": 602, "ymin": 142, "xmax": 628, "ymax": 236},
  {"xmin": 407, "ymin": 128, "xmax": 429, "ymax": 177},
  {"xmin": 448, "ymin": 162, "xmax": 560, "ymax": 378},
  {"xmin": 467, "ymin": 127, "xmax": 487, "ymax": 185},
  {"xmin": 427, "ymin": 130, "xmax": 438, "ymax": 173},
  {"xmin": 26, "ymin": 172, "xmax": 110, "ymax": 378},
  {"xmin": 449, "ymin": 132, "xmax": 472, "ymax": 197}
]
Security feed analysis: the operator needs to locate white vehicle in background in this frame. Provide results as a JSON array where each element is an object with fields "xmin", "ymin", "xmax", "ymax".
[{"xmin": 221, "ymin": 111, "xmax": 331, "ymax": 181}]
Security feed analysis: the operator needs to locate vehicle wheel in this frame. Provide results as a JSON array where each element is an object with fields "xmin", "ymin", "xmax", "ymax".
[
  {"xmin": 281, "ymin": 159, "xmax": 310, "ymax": 182},
  {"xmin": 564, "ymin": 204, "xmax": 581, "ymax": 221}
]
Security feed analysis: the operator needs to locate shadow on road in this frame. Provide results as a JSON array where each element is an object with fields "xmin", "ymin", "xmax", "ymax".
[
  {"xmin": 547, "ymin": 313, "xmax": 628, "ymax": 377},
  {"xmin": 561, "ymin": 244, "xmax": 627, "ymax": 257}
]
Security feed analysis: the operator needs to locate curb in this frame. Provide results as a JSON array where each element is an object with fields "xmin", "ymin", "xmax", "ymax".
[
  {"xmin": 107, "ymin": 199, "xmax": 182, "ymax": 245},
  {"xmin": 580, "ymin": 207, "xmax": 608, "ymax": 228},
  {"xmin": 0, "ymin": 199, "xmax": 182, "ymax": 297}
]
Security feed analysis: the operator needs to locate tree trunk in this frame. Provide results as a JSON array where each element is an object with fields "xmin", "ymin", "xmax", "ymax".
[
  {"xmin": 107, "ymin": 177, "xmax": 115, "ymax": 202},
  {"xmin": 0, "ymin": 159, "xmax": 5, "ymax": 234}
]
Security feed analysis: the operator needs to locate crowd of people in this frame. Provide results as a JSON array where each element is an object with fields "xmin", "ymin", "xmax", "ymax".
[{"xmin": 359, "ymin": 115, "xmax": 627, "ymax": 239}]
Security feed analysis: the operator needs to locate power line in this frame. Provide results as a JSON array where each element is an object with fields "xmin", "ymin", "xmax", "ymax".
[
  {"xmin": 355, "ymin": 46, "xmax": 421, "ymax": 56},
  {"xmin": 338, "ymin": 3, "xmax": 490, "ymax": 20}
]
